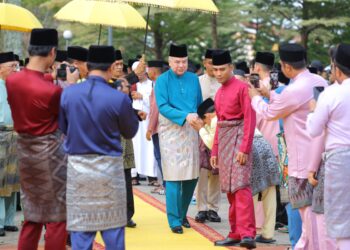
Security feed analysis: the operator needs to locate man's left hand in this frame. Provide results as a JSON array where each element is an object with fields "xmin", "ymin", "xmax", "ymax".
[{"xmin": 236, "ymin": 152, "xmax": 248, "ymax": 165}]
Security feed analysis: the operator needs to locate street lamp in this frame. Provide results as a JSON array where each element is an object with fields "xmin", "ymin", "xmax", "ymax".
[{"xmin": 63, "ymin": 30, "xmax": 73, "ymax": 50}]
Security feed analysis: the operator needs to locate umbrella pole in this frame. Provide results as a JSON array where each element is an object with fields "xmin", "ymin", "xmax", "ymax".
[
  {"xmin": 143, "ymin": 6, "xmax": 151, "ymax": 54},
  {"xmin": 98, "ymin": 24, "xmax": 102, "ymax": 45}
]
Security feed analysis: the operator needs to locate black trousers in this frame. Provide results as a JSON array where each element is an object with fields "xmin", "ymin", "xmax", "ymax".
[{"xmin": 124, "ymin": 168, "xmax": 135, "ymax": 221}]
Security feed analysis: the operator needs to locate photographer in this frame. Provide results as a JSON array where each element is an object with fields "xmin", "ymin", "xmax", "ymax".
[{"xmin": 67, "ymin": 46, "xmax": 89, "ymax": 81}]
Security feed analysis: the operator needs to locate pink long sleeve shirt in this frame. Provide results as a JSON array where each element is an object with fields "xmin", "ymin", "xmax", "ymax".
[
  {"xmin": 251, "ymin": 70, "xmax": 327, "ymax": 179},
  {"xmin": 307, "ymin": 80, "xmax": 350, "ymax": 151},
  {"xmin": 147, "ymin": 88, "xmax": 159, "ymax": 135}
]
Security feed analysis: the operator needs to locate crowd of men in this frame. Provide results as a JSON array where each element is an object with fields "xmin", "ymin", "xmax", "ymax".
[{"xmin": 0, "ymin": 27, "xmax": 349, "ymax": 250}]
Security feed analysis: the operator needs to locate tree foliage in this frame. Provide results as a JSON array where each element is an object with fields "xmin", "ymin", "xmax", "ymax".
[{"xmin": 2, "ymin": 0, "xmax": 350, "ymax": 66}]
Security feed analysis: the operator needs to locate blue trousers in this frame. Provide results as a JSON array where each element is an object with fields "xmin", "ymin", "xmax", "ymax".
[
  {"xmin": 286, "ymin": 203, "xmax": 302, "ymax": 250},
  {"xmin": 71, "ymin": 227, "xmax": 125, "ymax": 250},
  {"xmin": 0, "ymin": 192, "xmax": 17, "ymax": 228},
  {"xmin": 165, "ymin": 179, "xmax": 197, "ymax": 229},
  {"xmin": 152, "ymin": 133, "xmax": 165, "ymax": 188}
]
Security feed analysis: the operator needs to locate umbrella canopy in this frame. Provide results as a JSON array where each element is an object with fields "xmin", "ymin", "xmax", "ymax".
[
  {"xmin": 118, "ymin": 0, "xmax": 219, "ymax": 53},
  {"xmin": 0, "ymin": 3, "xmax": 43, "ymax": 32},
  {"xmin": 120, "ymin": 0, "xmax": 219, "ymax": 13},
  {"xmin": 54, "ymin": 0, "xmax": 148, "ymax": 29}
]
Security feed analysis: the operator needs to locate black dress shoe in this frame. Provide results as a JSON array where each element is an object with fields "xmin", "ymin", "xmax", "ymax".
[
  {"xmin": 207, "ymin": 210, "xmax": 221, "ymax": 222},
  {"xmin": 195, "ymin": 211, "xmax": 207, "ymax": 223},
  {"xmin": 0, "ymin": 228, "xmax": 5, "ymax": 237},
  {"xmin": 171, "ymin": 226, "xmax": 183, "ymax": 234},
  {"xmin": 255, "ymin": 235, "xmax": 276, "ymax": 244},
  {"xmin": 4, "ymin": 226, "xmax": 18, "ymax": 232},
  {"xmin": 126, "ymin": 219, "xmax": 137, "ymax": 228},
  {"xmin": 182, "ymin": 218, "xmax": 191, "ymax": 228},
  {"xmin": 214, "ymin": 237, "xmax": 240, "ymax": 246},
  {"xmin": 240, "ymin": 237, "xmax": 256, "ymax": 249}
]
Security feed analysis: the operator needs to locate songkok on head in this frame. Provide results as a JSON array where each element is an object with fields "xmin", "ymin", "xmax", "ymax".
[
  {"xmin": 205, "ymin": 49, "xmax": 215, "ymax": 59},
  {"xmin": 335, "ymin": 43, "xmax": 350, "ymax": 69},
  {"xmin": 87, "ymin": 45, "xmax": 115, "ymax": 64},
  {"xmin": 56, "ymin": 50, "xmax": 67, "ymax": 62},
  {"xmin": 0, "ymin": 52, "xmax": 15, "ymax": 64},
  {"xmin": 255, "ymin": 52, "xmax": 275, "ymax": 67},
  {"xmin": 68, "ymin": 46, "xmax": 88, "ymax": 62},
  {"xmin": 128, "ymin": 59, "xmax": 137, "ymax": 68},
  {"xmin": 148, "ymin": 60, "xmax": 163, "ymax": 68},
  {"xmin": 212, "ymin": 50, "xmax": 232, "ymax": 66},
  {"xmin": 235, "ymin": 61, "xmax": 250, "ymax": 74},
  {"xmin": 14, "ymin": 54, "xmax": 19, "ymax": 62},
  {"xmin": 308, "ymin": 67, "xmax": 318, "ymax": 74},
  {"xmin": 115, "ymin": 50, "xmax": 123, "ymax": 60},
  {"xmin": 169, "ymin": 44, "xmax": 188, "ymax": 58},
  {"xmin": 197, "ymin": 98, "xmax": 215, "ymax": 119},
  {"xmin": 310, "ymin": 60, "xmax": 323, "ymax": 72},
  {"xmin": 30, "ymin": 28, "xmax": 58, "ymax": 46},
  {"xmin": 279, "ymin": 43, "xmax": 305, "ymax": 63}
]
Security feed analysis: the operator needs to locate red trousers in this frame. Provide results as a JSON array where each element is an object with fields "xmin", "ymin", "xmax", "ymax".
[
  {"xmin": 227, "ymin": 187, "xmax": 256, "ymax": 239},
  {"xmin": 18, "ymin": 221, "xmax": 67, "ymax": 250}
]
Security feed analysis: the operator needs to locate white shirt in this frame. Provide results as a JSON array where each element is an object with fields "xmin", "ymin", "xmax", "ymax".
[
  {"xmin": 199, "ymin": 73, "xmax": 221, "ymax": 100},
  {"xmin": 132, "ymin": 78, "xmax": 153, "ymax": 113},
  {"xmin": 307, "ymin": 80, "xmax": 350, "ymax": 151}
]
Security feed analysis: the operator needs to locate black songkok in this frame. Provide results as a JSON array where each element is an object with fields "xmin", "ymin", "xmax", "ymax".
[
  {"xmin": 212, "ymin": 50, "xmax": 232, "ymax": 66},
  {"xmin": 148, "ymin": 60, "xmax": 164, "ymax": 68},
  {"xmin": 235, "ymin": 61, "xmax": 250, "ymax": 74},
  {"xmin": 56, "ymin": 50, "xmax": 67, "ymax": 63},
  {"xmin": 87, "ymin": 45, "xmax": 115, "ymax": 64},
  {"xmin": 197, "ymin": 98, "xmax": 215, "ymax": 119},
  {"xmin": 0, "ymin": 52, "xmax": 15, "ymax": 64},
  {"xmin": 30, "ymin": 28, "xmax": 58, "ymax": 46},
  {"xmin": 308, "ymin": 67, "xmax": 318, "ymax": 74},
  {"xmin": 128, "ymin": 59, "xmax": 137, "ymax": 68},
  {"xmin": 68, "ymin": 46, "xmax": 88, "ymax": 62},
  {"xmin": 335, "ymin": 43, "xmax": 350, "ymax": 69},
  {"xmin": 255, "ymin": 52, "xmax": 275, "ymax": 67},
  {"xmin": 169, "ymin": 44, "xmax": 188, "ymax": 57},
  {"xmin": 205, "ymin": 49, "xmax": 214, "ymax": 59},
  {"xmin": 279, "ymin": 43, "xmax": 305, "ymax": 63},
  {"xmin": 115, "ymin": 50, "xmax": 123, "ymax": 60}
]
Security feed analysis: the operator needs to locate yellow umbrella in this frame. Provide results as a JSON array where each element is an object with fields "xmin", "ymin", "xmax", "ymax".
[
  {"xmin": 120, "ymin": 0, "xmax": 219, "ymax": 13},
  {"xmin": 54, "ymin": 0, "xmax": 148, "ymax": 44},
  {"xmin": 117, "ymin": 0, "xmax": 219, "ymax": 52},
  {"xmin": 0, "ymin": 2, "xmax": 43, "ymax": 32}
]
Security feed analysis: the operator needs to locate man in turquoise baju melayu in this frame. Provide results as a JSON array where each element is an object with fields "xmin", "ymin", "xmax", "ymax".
[{"xmin": 155, "ymin": 44, "xmax": 202, "ymax": 234}]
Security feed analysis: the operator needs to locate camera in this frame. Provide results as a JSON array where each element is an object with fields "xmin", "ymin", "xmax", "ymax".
[
  {"xmin": 57, "ymin": 63, "xmax": 77, "ymax": 80},
  {"xmin": 249, "ymin": 73, "xmax": 260, "ymax": 88},
  {"xmin": 109, "ymin": 79, "xmax": 123, "ymax": 91}
]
